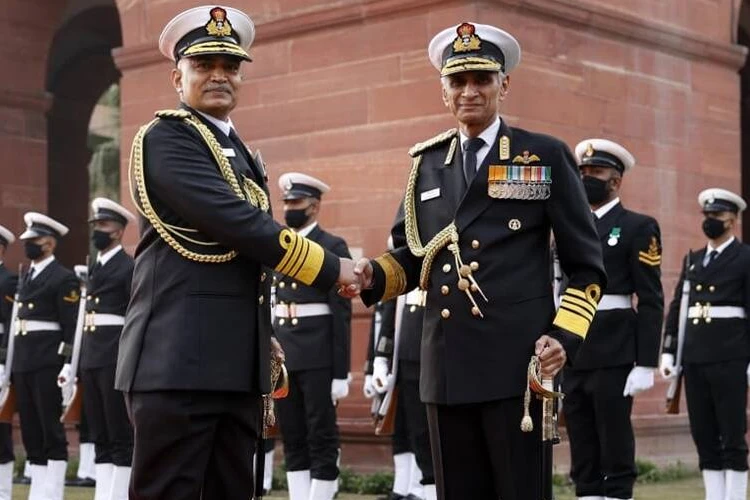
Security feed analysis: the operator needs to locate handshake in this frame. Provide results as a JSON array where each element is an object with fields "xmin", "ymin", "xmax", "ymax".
[{"xmin": 336, "ymin": 258, "xmax": 374, "ymax": 299}]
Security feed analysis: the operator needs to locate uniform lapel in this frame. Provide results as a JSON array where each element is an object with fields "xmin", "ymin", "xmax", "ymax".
[
  {"xmin": 454, "ymin": 121, "xmax": 508, "ymax": 231},
  {"xmin": 699, "ymin": 239, "xmax": 740, "ymax": 280},
  {"xmin": 596, "ymin": 202, "xmax": 625, "ymax": 241}
]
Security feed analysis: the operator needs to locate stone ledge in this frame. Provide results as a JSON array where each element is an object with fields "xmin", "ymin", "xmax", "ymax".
[
  {"xmin": 113, "ymin": 0, "xmax": 747, "ymax": 72},
  {"xmin": 0, "ymin": 88, "xmax": 52, "ymax": 112}
]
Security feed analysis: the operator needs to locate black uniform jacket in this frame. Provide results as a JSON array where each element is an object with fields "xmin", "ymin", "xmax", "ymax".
[
  {"xmin": 572, "ymin": 202, "xmax": 663, "ymax": 369},
  {"xmin": 363, "ymin": 120, "xmax": 606, "ymax": 405},
  {"xmin": 0, "ymin": 264, "xmax": 17, "ymax": 360},
  {"xmin": 273, "ymin": 225, "xmax": 352, "ymax": 379},
  {"xmin": 663, "ymin": 238, "xmax": 750, "ymax": 365},
  {"xmin": 81, "ymin": 249, "xmax": 134, "ymax": 370},
  {"xmin": 116, "ymin": 105, "xmax": 340, "ymax": 394},
  {"xmin": 14, "ymin": 260, "xmax": 79, "ymax": 373}
]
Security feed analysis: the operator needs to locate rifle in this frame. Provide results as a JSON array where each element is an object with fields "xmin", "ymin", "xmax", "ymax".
[
  {"xmin": 60, "ymin": 263, "xmax": 89, "ymax": 424},
  {"xmin": 255, "ymin": 354, "xmax": 288, "ymax": 499},
  {"xmin": 666, "ymin": 254, "xmax": 691, "ymax": 414},
  {"xmin": 374, "ymin": 294, "xmax": 406, "ymax": 436},
  {"xmin": 0, "ymin": 264, "xmax": 23, "ymax": 423}
]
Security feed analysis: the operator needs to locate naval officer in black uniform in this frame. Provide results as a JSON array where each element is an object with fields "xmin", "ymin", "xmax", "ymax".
[
  {"xmin": 372, "ymin": 287, "xmax": 435, "ymax": 499},
  {"xmin": 0, "ymin": 225, "xmax": 16, "ymax": 499},
  {"xmin": 273, "ymin": 172, "xmax": 352, "ymax": 500},
  {"xmin": 116, "ymin": 6, "xmax": 357, "ymax": 499},
  {"xmin": 58, "ymin": 198, "xmax": 135, "ymax": 500},
  {"xmin": 562, "ymin": 139, "xmax": 664, "ymax": 500},
  {"xmin": 661, "ymin": 188, "xmax": 750, "ymax": 500},
  {"xmin": 350, "ymin": 22, "xmax": 606, "ymax": 500},
  {"xmin": 12, "ymin": 213, "xmax": 79, "ymax": 500}
]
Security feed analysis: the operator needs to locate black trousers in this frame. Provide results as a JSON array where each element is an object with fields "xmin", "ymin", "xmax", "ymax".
[
  {"xmin": 426, "ymin": 396, "xmax": 541, "ymax": 500},
  {"xmin": 126, "ymin": 390, "xmax": 261, "ymax": 500},
  {"xmin": 81, "ymin": 364, "xmax": 133, "ymax": 466},
  {"xmin": 684, "ymin": 360, "xmax": 749, "ymax": 471},
  {"xmin": 563, "ymin": 365, "xmax": 636, "ymax": 499},
  {"xmin": 398, "ymin": 368, "xmax": 434, "ymax": 485},
  {"xmin": 277, "ymin": 368, "xmax": 340, "ymax": 480},
  {"xmin": 0, "ymin": 424, "xmax": 13, "ymax": 465},
  {"xmin": 392, "ymin": 392, "xmax": 410, "ymax": 455},
  {"xmin": 14, "ymin": 366, "xmax": 67, "ymax": 464}
]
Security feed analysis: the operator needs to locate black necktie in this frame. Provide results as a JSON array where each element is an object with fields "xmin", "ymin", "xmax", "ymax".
[
  {"xmin": 463, "ymin": 137, "xmax": 485, "ymax": 187},
  {"xmin": 24, "ymin": 267, "xmax": 35, "ymax": 286},
  {"xmin": 706, "ymin": 250, "xmax": 719, "ymax": 266},
  {"xmin": 91, "ymin": 261, "xmax": 103, "ymax": 277}
]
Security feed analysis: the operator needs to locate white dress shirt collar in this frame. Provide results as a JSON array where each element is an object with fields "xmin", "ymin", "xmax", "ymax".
[
  {"xmin": 30, "ymin": 254, "xmax": 55, "ymax": 279},
  {"xmin": 593, "ymin": 197, "xmax": 621, "ymax": 219},
  {"xmin": 98, "ymin": 245, "xmax": 123, "ymax": 267},
  {"xmin": 706, "ymin": 236, "xmax": 735, "ymax": 257},
  {"xmin": 296, "ymin": 221, "xmax": 319, "ymax": 238},
  {"xmin": 195, "ymin": 110, "xmax": 235, "ymax": 137},
  {"xmin": 459, "ymin": 117, "xmax": 501, "ymax": 172}
]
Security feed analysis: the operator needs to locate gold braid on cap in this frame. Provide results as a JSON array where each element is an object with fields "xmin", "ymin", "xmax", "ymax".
[{"xmin": 128, "ymin": 109, "xmax": 270, "ymax": 263}]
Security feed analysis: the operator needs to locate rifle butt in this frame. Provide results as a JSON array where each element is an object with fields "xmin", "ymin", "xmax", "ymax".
[
  {"xmin": 375, "ymin": 386, "xmax": 399, "ymax": 436},
  {"xmin": 665, "ymin": 375, "xmax": 683, "ymax": 415},
  {"xmin": 0, "ymin": 385, "xmax": 16, "ymax": 424}
]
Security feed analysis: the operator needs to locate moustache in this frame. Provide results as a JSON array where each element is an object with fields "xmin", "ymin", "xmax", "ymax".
[{"xmin": 203, "ymin": 85, "xmax": 233, "ymax": 94}]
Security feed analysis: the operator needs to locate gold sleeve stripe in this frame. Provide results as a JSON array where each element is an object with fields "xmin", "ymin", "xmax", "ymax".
[
  {"xmin": 638, "ymin": 251, "xmax": 661, "ymax": 265},
  {"xmin": 375, "ymin": 253, "xmax": 407, "ymax": 302},
  {"xmin": 553, "ymin": 308, "xmax": 590, "ymax": 339},
  {"xmin": 639, "ymin": 257, "xmax": 661, "ymax": 266},
  {"xmin": 565, "ymin": 287, "xmax": 598, "ymax": 308},
  {"xmin": 559, "ymin": 299, "xmax": 595, "ymax": 322},
  {"xmin": 560, "ymin": 294, "xmax": 596, "ymax": 316},
  {"xmin": 275, "ymin": 229, "xmax": 325, "ymax": 286}
]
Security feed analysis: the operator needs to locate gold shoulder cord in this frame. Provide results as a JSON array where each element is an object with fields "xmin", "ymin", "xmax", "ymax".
[{"xmin": 128, "ymin": 110, "xmax": 270, "ymax": 263}]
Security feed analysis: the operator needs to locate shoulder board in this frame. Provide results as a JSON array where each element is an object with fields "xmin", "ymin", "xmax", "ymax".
[
  {"xmin": 155, "ymin": 109, "xmax": 192, "ymax": 120},
  {"xmin": 408, "ymin": 128, "xmax": 458, "ymax": 158}
]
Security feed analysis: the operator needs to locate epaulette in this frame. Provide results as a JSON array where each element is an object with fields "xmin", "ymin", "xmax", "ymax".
[
  {"xmin": 155, "ymin": 109, "xmax": 192, "ymax": 120},
  {"xmin": 408, "ymin": 128, "xmax": 458, "ymax": 158}
]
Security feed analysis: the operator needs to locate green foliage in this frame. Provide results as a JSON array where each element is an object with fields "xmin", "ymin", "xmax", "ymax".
[{"xmin": 635, "ymin": 459, "xmax": 697, "ymax": 484}]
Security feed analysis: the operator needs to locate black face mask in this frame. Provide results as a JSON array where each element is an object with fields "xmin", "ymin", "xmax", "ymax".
[
  {"xmin": 284, "ymin": 208, "xmax": 310, "ymax": 229},
  {"xmin": 582, "ymin": 175, "xmax": 610, "ymax": 205},
  {"xmin": 24, "ymin": 241, "xmax": 43, "ymax": 261},
  {"xmin": 702, "ymin": 217, "xmax": 728, "ymax": 240},
  {"xmin": 91, "ymin": 230, "xmax": 114, "ymax": 251}
]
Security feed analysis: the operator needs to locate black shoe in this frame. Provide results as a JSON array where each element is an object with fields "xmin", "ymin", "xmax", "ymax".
[
  {"xmin": 262, "ymin": 489, "xmax": 271, "ymax": 496},
  {"xmin": 377, "ymin": 494, "xmax": 406, "ymax": 500},
  {"xmin": 66, "ymin": 477, "xmax": 96, "ymax": 487},
  {"xmin": 404, "ymin": 495, "xmax": 425, "ymax": 500},
  {"xmin": 13, "ymin": 476, "xmax": 30, "ymax": 485}
]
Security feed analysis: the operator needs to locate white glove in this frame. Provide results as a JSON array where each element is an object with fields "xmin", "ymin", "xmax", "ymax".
[
  {"xmin": 372, "ymin": 356, "xmax": 393, "ymax": 394},
  {"xmin": 331, "ymin": 378, "xmax": 349, "ymax": 404},
  {"xmin": 362, "ymin": 374, "xmax": 376, "ymax": 399},
  {"xmin": 0, "ymin": 365, "xmax": 6, "ymax": 385},
  {"xmin": 623, "ymin": 366, "xmax": 654, "ymax": 397},
  {"xmin": 746, "ymin": 363, "xmax": 750, "ymax": 386},
  {"xmin": 57, "ymin": 363, "xmax": 73, "ymax": 388},
  {"xmin": 659, "ymin": 353, "xmax": 677, "ymax": 380},
  {"xmin": 61, "ymin": 382, "xmax": 74, "ymax": 406}
]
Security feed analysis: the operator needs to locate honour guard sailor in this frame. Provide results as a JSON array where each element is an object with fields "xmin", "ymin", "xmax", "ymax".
[
  {"xmin": 0, "ymin": 225, "xmax": 17, "ymax": 499},
  {"xmin": 661, "ymin": 188, "xmax": 750, "ymax": 500},
  {"xmin": 563, "ymin": 139, "xmax": 664, "ymax": 500},
  {"xmin": 12, "ymin": 213, "xmax": 79, "ymax": 500},
  {"xmin": 273, "ymin": 172, "xmax": 352, "ymax": 500},
  {"xmin": 58, "ymin": 198, "xmax": 135, "ymax": 500},
  {"xmin": 115, "ymin": 5, "xmax": 357, "ymax": 498},
  {"xmin": 350, "ymin": 22, "xmax": 606, "ymax": 500}
]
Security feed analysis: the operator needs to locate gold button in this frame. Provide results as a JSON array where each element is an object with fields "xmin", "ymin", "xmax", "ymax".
[
  {"xmin": 441, "ymin": 285, "xmax": 450, "ymax": 296},
  {"xmin": 709, "ymin": 286, "xmax": 715, "ymax": 292},
  {"xmin": 705, "ymin": 317, "xmax": 712, "ymax": 324},
  {"xmin": 291, "ymin": 318, "xmax": 299, "ymax": 326},
  {"xmin": 28, "ymin": 303, "xmax": 34, "ymax": 310},
  {"xmin": 90, "ymin": 326, "xmax": 96, "ymax": 332},
  {"xmin": 258, "ymin": 296, "xmax": 265, "ymax": 304},
  {"xmin": 442, "ymin": 264, "xmax": 451, "ymax": 273},
  {"xmin": 692, "ymin": 318, "xmax": 699, "ymax": 325},
  {"xmin": 291, "ymin": 283, "xmax": 298, "ymax": 290},
  {"xmin": 441, "ymin": 309, "xmax": 450, "ymax": 319},
  {"xmin": 696, "ymin": 284, "xmax": 702, "ymax": 291},
  {"xmin": 410, "ymin": 305, "xmax": 416, "ymax": 313},
  {"xmin": 260, "ymin": 272, "xmax": 267, "ymax": 282},
  {"xmin": 695, "ymin": 302, "xmax": 701, "ymax": 307},
  {"xmin": 86, "ymin": 295, "xmax": 92, "ymax": 301},
  {"xmin": 17, "ymin": 303, "xmax": 22, "ymax": 308},
  {"xmin": 279, "ymin": 282, "xmax": 286, "ymax": 289},
  {"xmin": 471, "ymin": 306, "xmax": 481, "ymax": 316},
  {"xmin": 95, "ymin": 297, "xmax": 100, "ymax": 304},
  {"xmin": 279, "ymin": 319, "xmax": 285, "ymax": 326},
  {"xmin": 470, "ymin": 261, "xmax": 479, "ymax": 271},
  {"xmin": 472, "ymin": 240, "xmax": 480, "ymax": 249}
]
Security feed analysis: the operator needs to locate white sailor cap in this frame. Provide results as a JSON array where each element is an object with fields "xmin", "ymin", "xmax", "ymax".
[
  {"xmin": 0, "ymin": 225, "xmax": 15, "ymax": 246},
  {"xmin": 159, "ymin": 5, "xmax": 255, "ymax": 62},
  {"xmin": 575, "ymin": 138, "xmax": 636, "ymax": 174},
  {"xmin": 428, "ymin": 22, "xmax": 521, "ymax": 77},
  {"xmin": 278, "ymin": 173, "xmax": 331, "ymax": 201},
  {"xmin": 19, "ymin": 212, "xmax": 69, "ymax": 240},
  {"xmin": 698, "ymin": 188, "xmax": 747, "ymax": 213},
  {"xmin": 89, "ymin": 197, "xmax": 136, "ymax": 225}
]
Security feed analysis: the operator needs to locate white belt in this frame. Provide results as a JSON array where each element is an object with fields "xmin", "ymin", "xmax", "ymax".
[
  {"xmin": 274, "ymin": 303, "xmax": 331, "ymax": 318},
  {"xmin": 688, "ymin": 305, "xmax": 746, "ymax": 320},
  {"xmin": 86, "ymin": 313, "xmax": 125, "ymax": 327},
  {"xmin": 405, "ymin": 289, "xmax": 427, "ymax": 306},
  {"xmin": 17, "ymin": 320, "xmax": 61, "ymax": 333},
  {"xmin": 597, "ymin": 294, "xmax": 632, "ymax": 311},
  {"xmin": 0, "ymin": 324, "xmax": 4, "ymax": 334}
]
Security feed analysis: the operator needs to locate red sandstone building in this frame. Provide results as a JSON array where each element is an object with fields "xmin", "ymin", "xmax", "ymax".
[{"xmin": 2, "ymin": 0, "xmax": 750, "ymax": 472}]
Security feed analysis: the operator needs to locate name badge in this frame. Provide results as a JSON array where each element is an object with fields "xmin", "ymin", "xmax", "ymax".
[
  {"xmin": 222, "ymin": 148, "xmax": 236, "ymax": 158},
  {"xmin": 420, "ymin": 188, "xmax": 441, "ymax": 202}
]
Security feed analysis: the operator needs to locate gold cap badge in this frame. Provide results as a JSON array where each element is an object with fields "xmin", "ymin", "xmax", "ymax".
[
  {"xmin": 206, "ymin": 7, "xmax": 233, "ymax": 37},
  {"xmin": 453, "ymin": 22, "xmax": 482, "ymax": 53}
]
